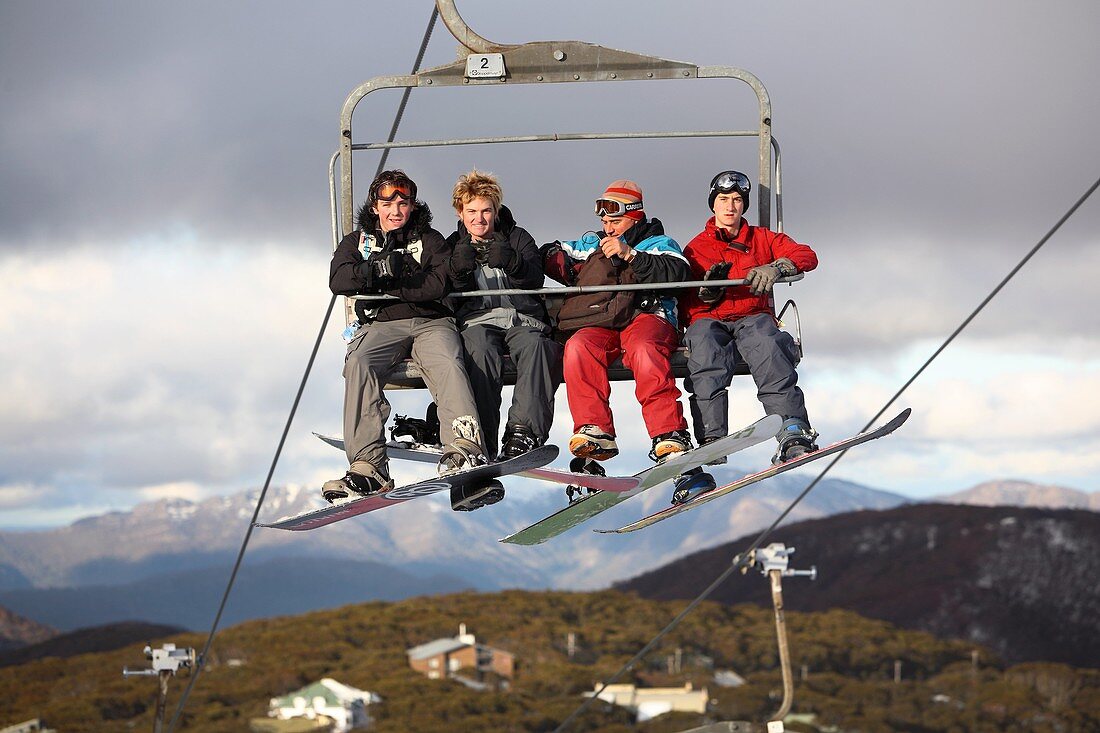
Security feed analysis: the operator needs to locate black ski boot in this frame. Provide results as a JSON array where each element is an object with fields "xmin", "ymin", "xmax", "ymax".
[
  {"xmin": 451, "ymin": 479, "xmax": 505, "ymax": 512},
  {"xmin": 501, "ymin": 424, "xmax": 542, "ymax": 459},
  {"xmin": 649, "ymin": 429, "xmax": 693, "ymax": 463},
  {"xmin": 671, "ymin": 467, "xmax": 717, "ymax": 505},
  {"xmin": 565, "ymin": 456, "xmax": 605, "ymax": 503},
  {"xmin": 772, "ymin": 417, "xmax": 819, "ymax": 465}
]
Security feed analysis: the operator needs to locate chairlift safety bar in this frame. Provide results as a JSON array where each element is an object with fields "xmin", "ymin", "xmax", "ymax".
[{"xmin": 349, "ymin": 274, "xmax": 804, "ymax": 301}]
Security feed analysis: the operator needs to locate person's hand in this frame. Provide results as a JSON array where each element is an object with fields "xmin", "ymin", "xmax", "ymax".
[
  {"xmin": 450, "ymin": 240, "xmax": 478, "ymax": 277},
  {"xmin": 487, "ymin": 236, "xmax": 517, "ymax": 271},
  {"xmin": 359, "ymin": 250, "xmax": 403, "ymax": 288},
  {"xmin": 698, "ymin": 261, "xmax": 732, "ymax": 304},
  {"xmin": 774, "ymin": 257, "xmax": 797, "ymax": 277},
  {"xmin": 599, "ymin": 235, "xmax": 631, "ymax": 262},
  {"xmin": 746, "ymin": 263, "xmax": 782, "ymax": 295}
]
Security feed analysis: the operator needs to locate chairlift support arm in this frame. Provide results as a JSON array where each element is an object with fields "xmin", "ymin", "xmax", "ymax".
[{"xmin": 337, "ymin": 1, "xmax": 776, "ymax": 259}]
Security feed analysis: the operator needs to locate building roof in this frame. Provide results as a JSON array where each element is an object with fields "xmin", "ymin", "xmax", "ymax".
[
  {"xmin": 406, "ymin": 638, "xmax": 470, "ymax": 660},
  {"xmin": 271, "ymin": 677, "xmax": 379, "ymax": 707}
]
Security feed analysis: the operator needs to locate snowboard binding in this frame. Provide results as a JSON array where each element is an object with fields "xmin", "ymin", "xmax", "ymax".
[
  {"xmin": 390, "ymin": 402, "xmax": 441, "ymax": 447},
  {"xmin": 451, "ymin": 479, "xmax": 505, "ymax": 512},
  {"xmin": 565, "ymin": 456, "xmax": 604, "ymax": 504}
]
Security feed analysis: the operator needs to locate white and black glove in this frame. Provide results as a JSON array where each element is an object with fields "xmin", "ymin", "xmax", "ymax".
[{"xmin": 359, "ymin": 250, "xmax": 404, "ymax": 289}]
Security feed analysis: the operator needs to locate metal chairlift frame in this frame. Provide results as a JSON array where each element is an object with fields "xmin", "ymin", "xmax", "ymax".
[{"xmin": 327, "ymin": 0, "xmax": 801, "ymax": 388}]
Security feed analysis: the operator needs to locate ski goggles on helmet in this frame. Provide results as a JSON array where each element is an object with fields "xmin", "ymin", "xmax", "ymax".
[
  {"xmin": 710, "ymin": 170, "xmax": 751, "ymax": 196},
  {"xmin": 374, "ymin": 182, "xmax": 413, "ymax": 202},
  {"xmin": 594, "ymin": 198, "xmax": 644, "ymax": 217}
]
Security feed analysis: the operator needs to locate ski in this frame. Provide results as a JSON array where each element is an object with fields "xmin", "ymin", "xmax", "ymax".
[
  {"xmin": 313, "ymin": 433, "xmax": 641, "ymax": 492},
  {"xmin": 596, "ymin": 408, "xmax": 912, "ymax": 534},
  {"xmin": 499, "ymin": 414, "xmax": 783, "ymax": 546},
  {"xmin": 257, "ymin": 445, "xmax": 557, "ymax": 531}
]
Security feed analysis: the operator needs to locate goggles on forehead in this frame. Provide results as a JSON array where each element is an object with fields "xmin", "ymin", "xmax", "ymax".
[
  {"xmin": 710, "ymin": 170, "xmax": 751, "ymax": 195},
  {"xmin": 375, "ymin": 183, "xmax": 413, "ymax": 202},
  {"xmin": 594, "ymin": 198, "xmax": 644, "ymax": 217}
]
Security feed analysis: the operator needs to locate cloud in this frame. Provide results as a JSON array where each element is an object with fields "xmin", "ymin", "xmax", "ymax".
[
  {"xmin": 1, "ymin": 1, "xmax": 1098, "ymax": 525},
  {"xmin": 137, "ymin": 481, "xmax": 206, "ymax": 502}
]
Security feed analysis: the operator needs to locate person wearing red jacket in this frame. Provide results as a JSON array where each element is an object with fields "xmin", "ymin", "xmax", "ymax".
[{"xmin": 674, "ymin": 170, "xmax": 819, "ymax": 503}]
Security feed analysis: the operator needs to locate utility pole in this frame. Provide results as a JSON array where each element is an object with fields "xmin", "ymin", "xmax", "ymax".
[
  {"xmin": 123, "ymin": 643, "xmax": 196, "ymax": 733},
  {"xmin": 677, "ymin": 543, "xmax": 816, "ymax": 733}
]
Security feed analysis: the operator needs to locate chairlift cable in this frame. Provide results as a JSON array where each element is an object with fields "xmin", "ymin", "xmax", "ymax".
[
  {"xmin": 163, "ymin": 7, "xmax": 441, "ymax": 730},
  {"xmin": 552, "ymin": 172, "xmax": 1099, "ymax": 732}
]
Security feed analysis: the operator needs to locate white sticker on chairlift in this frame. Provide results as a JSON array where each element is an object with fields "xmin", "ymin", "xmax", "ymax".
[
  {"xmin": 767, "ymin": 722, "xmax": 785, "ymax": 733},
  {"xmin": 465, "ymin": 53, "xmax": 505, "ymax": 78}
]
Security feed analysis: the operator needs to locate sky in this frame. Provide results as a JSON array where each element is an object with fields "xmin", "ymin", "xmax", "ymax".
[{"xmin": 1, "ymin": 0, "xmax": 1098, "ymax": 529}]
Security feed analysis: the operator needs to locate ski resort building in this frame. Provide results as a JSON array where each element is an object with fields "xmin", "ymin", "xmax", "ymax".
[
  {"xmin": 261, "ymin": 678, "xmax": 381, "ymax": 732},
  {"xmin": 406, "ymin": 623, "xmax": 515, "ymax": 684},
  {"xmin": 587, "ymin": 682, "xmax": 710, "ymax": 722}
]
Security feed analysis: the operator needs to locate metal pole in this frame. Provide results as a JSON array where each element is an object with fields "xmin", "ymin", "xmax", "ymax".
[
  {"xmin": 350, "ymin": 274, "xmax": 804, "ymax": 301},
  {"xmin": 154, "ymin": 669, "xmax": 171, "ymax": 733},
  {"xmin": 767, "ymin": 569, "xmax": 795, "ymax": 724}
]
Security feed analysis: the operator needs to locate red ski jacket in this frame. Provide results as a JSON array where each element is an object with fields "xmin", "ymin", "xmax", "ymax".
[{"xmin": 680, "ymin": 217, "xmax": 818, "ymax": 326}]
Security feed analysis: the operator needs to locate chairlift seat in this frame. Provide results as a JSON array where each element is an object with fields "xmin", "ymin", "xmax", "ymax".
[{"xmin": 384, "ymin": 338, "xmax": 800, "ymax": 390}]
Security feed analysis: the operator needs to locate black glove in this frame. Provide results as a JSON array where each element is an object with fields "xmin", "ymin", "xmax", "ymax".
[
  {"xmin": 699, "ymin": 261, "xmax": 733, "ymax": 304},
  {"xmin": 487, "ymin": 235, "xmax": 517, "ymax": 272},
  {"xmin": 450, "ymin": 240, "xmax": 478, "ymax": 277},
  {"xmin": 358, "ymin": 250, "xmax": 403, "ymax": 289}
]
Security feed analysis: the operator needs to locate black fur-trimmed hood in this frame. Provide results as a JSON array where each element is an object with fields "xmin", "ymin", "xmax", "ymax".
[{"xmin": 355, "ymin": 199, "xmax": 435, "ymax": 242}]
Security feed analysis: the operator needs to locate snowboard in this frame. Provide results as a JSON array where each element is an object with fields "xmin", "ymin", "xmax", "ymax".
[
  {"xmin": 313, "ymin": 433, "xmax": 641, "ymax": 493},
  {"xmin": 498, "ymin": 414, "xmax": 783, "ymax": 546},
  {"xmin": 256, "ymin": 445, "xmax": 558, "ymax": 531},
  {"xmin": 595, "ymin": 408, "xmax": 911, "ymax": 534}
]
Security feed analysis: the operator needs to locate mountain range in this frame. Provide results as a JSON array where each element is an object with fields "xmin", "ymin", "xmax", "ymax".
[
  {"xmin": 940, "ymin": 479, "xmax": 1100, "ymax": 510},
  {"xmin": 0, "ymin": 472, "xmax": 1092, "ymax": 641},
  {"xmin": 0, "ymin": 465, "xmax": 906, "ymax": 632}
]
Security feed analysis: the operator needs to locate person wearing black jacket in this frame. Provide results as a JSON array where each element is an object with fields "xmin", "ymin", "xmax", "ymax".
[
  {"xmin": 324, "ymin": 170, "xmax": 489, "ymax": 508},
  {"xmin": 446, "ymin": 170, "xmax": 563, "ymax": 460}
]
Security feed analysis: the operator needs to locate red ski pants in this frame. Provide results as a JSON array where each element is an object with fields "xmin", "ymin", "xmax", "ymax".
[{"xmin": 563, "ymin": 313, "xmax": 688, "ymax": 438}]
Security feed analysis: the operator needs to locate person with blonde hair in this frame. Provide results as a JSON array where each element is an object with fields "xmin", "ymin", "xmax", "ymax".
[{"xmin": 446, "ymin": 169, "xmax": 563, "ymax": 463}]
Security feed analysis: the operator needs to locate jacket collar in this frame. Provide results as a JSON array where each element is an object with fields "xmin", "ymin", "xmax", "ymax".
[{"xmin": 705, "ymin": 216, "xmax": 750, "ymax": 251}]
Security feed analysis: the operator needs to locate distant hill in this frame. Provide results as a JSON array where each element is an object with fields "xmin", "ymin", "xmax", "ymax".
[
  {"xmin": 0, "ymin": 590, "xmax": 1095, "ymax": 733},
  {"xmin": 0, "ymin": 605, "xmax": 54, "ymax": 652},
  {"xmin": 615, "ymin": 503, "xmax": 1100, "ymax": 668},
  {"xmin": 0, "ymin": 556, "xmax": 475, "ymax": 633},
  {"xmin": 935, "ymin": 479, "xmax": 1100, "ymax": 510},
  {"xmin": 0, "ymin": 621, "xmax": 183, "ymax": 668}
]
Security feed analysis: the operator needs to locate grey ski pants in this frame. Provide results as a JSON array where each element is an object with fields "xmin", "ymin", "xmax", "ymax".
[
  {"xmin": 460, "ymin": 324, "xmax": 564, "ymax": 458},
  {"xmin": 684, "ymin": 313, "xmax": 808, "ymax": 441},
  {"xmin": 342, "ymin": 317, "xmax": 481, "ymax": 477}
]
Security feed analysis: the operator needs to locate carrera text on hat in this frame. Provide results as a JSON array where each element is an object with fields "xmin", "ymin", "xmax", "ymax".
[{"xmin": 596, "ymin": 179, "xmax": 645, "ymax": 221}]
